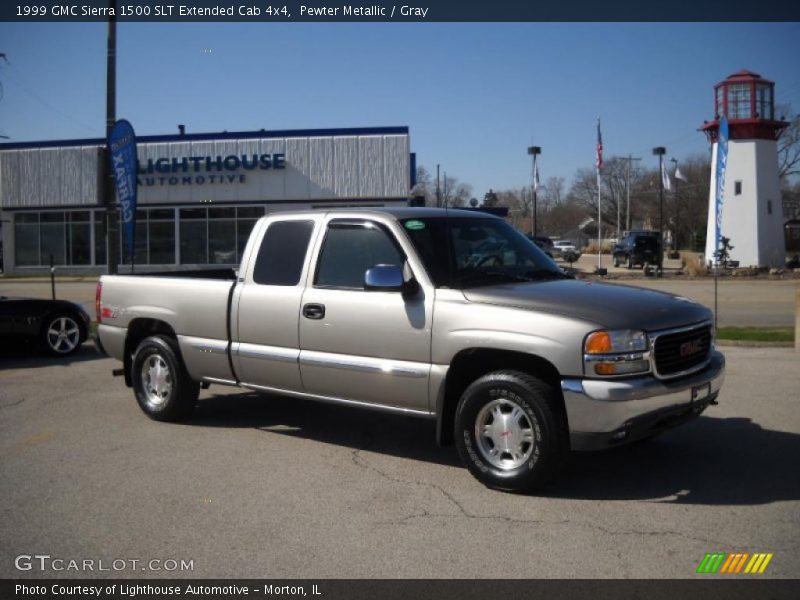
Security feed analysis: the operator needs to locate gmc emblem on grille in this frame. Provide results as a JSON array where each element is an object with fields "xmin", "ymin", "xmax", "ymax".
[{"xmin": 680, "ymin": 339, "xmax": 703, "ymax": 357}]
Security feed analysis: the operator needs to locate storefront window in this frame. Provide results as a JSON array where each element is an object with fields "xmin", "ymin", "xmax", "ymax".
[
  {"xmin": 237, "ymin": 206, "xmax": 265, "ymax": 262},
  {"xmin": 180, "ymin": 208, "xmax": 208, "ymax": 264},
  {"xmin": 40, "ymin": 212, "xmax": 66, "ymax": 266},
  {"xmin": 14, "ymin": 213, "xmax": 40, "ymax": 266},
  {"xmin": 68, "ymin": 212, "xmax": 91, "ymax": 265},
  {"xmin": 95, "ymin": 212, "xmax": 107, "ymax": 266}
]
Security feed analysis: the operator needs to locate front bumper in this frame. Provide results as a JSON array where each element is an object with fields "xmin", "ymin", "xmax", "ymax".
[{"xmin": 562, "ymin": 351, "xmax": 725, "ymax": 450}]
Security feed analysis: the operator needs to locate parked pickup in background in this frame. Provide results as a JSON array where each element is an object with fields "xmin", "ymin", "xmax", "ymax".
[{"xmin": 96, "ymin": 208, "xmax": 725, "ymax": 492}]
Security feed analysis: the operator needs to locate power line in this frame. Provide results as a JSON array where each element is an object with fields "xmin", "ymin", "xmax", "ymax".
[{"xmin": 0, "ymin": 61, "xmax": 96, "ymax": 135}]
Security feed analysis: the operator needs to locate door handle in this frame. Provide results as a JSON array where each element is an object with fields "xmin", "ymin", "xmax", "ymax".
[{"xmin": 302, "ymin": 303, "xmax": 326, "ymax": 320}]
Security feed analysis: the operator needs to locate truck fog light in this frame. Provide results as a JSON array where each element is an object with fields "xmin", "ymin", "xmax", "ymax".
[
  {"xmin": 594, "ymin": 362, "xmax": 616, "ymax": 375},
  {"xmin": 593, "ymin": 360, "xmax": 650, "ymax": 376}
]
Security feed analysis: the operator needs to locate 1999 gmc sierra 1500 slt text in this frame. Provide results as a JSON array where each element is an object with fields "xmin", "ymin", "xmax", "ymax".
[{"xmin": 96, "ymin": 208, "xmax": 725, "ymax": 492}]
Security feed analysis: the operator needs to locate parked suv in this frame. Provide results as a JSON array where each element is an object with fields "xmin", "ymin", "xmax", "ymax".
[{"xmin": 613, "ymin": 231, "xmax": 661, "ymax": 270}]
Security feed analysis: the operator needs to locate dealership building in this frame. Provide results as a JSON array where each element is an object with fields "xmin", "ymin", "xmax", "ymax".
[{"xmin": 0, "ymin": 126, "xmax": 413, "ymax": 275}]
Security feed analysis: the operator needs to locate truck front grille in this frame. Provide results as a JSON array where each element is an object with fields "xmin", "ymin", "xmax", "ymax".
[{"xmin": 653, "ymin": 324, "xmax": 712, "ymax": 378}]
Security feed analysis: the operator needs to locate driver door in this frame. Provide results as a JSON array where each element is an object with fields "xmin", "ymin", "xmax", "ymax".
[{"xmin": 298, "ymin": 218, "xmax": 432, "ymax": 412}]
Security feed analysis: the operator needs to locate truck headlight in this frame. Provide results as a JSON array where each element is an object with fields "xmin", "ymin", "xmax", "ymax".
[{"xmin": 584, "ymin": 329, "xmax": 650, "ymax": 377}]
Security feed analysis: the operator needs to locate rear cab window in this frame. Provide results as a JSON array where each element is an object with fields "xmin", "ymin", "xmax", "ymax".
[{"xmin": 253, "ymin": 220, "xmax": 315, "ymax": 286}]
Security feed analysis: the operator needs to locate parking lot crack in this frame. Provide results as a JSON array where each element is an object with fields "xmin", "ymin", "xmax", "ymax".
[{"xmin": 0, "ymin": 397, "xmax": 26, "ymax": 409}]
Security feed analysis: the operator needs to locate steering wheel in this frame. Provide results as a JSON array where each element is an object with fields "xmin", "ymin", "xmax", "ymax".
[{"xmin": 476, "ymin": 254, "xmax": 504, "ymax": 267}]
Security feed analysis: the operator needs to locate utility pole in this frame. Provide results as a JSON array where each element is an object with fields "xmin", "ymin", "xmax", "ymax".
[
  {"xmin": 622, "ymin": 154, "xmax": 641, "ymax": 234},
  {"xmin": 436, "ymin": 164, "xmax": 440, "ymax": 208},
  {"xmin": 103, "ymin": 1, "xmax": 120, "ymax": 274}
]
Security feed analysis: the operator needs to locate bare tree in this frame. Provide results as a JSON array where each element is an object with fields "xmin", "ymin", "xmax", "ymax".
[
  {"xmin": 443, "ymin": 175, "xmax": 472, "ymax": 208},
  {"xmin": 567, "ymin": 157, "xmax": 633, "ymax": 236},
  {"xmin": 413, "ymin": 165, "xmax": 435, "ymax": 206},
  {"xmin": 540, "ymin": 176, "xmax": 565, "ymax": 211},
  {"xmin": 776, "ymin": 104, "xmax": 800, "ymax": 181}
]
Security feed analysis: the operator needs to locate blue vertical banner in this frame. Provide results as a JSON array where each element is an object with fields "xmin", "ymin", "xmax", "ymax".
[
  {"xmin": 714, "ymin": 116, "xmax": 729, "ymax": 262},
  {"xmin": 108, "ymin": 119, "xmax": 138, "ymax": 267}
]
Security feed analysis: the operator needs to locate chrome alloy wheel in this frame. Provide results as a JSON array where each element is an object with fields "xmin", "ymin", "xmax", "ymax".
[
  {"xmin": 475, "ymin": 398, "xmax": 536, "ymax": 470},
  {"xmin": 141, "ymin": 354, "xmax": 173, "ymax": 408},
  {"xmin": 46, "ymin": 316, "xmax": 81, "ymax": 354}
]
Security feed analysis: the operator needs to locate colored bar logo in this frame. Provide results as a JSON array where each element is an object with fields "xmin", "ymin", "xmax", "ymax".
[{"xmin": 696, "ymin": 552, "xmax": 773, "ymax": 574}]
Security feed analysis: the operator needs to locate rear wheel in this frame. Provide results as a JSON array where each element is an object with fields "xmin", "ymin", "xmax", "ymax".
[
  {"xmin": 40, "ymin": 313, "xmax": 84, "ymax": 356},
  {"xmin": 132, "ymin": 335, "xmax": 199, "ymax": 422},
  {"xmin": 454, "ymin": 370, "xmax": 568, "ymax": 492}
]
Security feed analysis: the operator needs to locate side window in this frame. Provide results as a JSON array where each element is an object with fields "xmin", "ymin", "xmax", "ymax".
[
  {"xmin": 315, "ymin": 223, "xmax": 404, "ymax": 289},
  {"xmin": 253, "ymin": 220, "xmax": 315, "ymax": 286}
]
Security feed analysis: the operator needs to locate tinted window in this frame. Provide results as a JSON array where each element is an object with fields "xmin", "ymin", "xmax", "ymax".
[
  {"xmin": 315, "ymin": 223, "xmax": 403, "ymax": 289},
  {"xmin": 253, "ymin": 220, "xmax": 314, "ymax": 286},
  {"xmin": 402, "ymin": 217, "xmax": 561, "ymax": 288}
]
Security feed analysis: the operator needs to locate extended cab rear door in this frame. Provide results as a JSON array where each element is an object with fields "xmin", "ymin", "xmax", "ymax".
[
  {"xmin": 297, "ymin": 214, "xmax": 434, "ymax": 413},
  {"xmin": 232, "ymin": 214, "xmax": 323, "ymax": 392}
]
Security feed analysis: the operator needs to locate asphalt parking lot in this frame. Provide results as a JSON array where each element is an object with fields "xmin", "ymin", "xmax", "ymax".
[{"xmin": 1, "ymin": 343, "xmax": 798, "ymax": 579}]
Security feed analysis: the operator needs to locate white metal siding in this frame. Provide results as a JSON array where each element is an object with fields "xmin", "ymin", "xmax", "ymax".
[{"xmin": 0, "ymin": 132, "xmax": 410, "ymax": 209}]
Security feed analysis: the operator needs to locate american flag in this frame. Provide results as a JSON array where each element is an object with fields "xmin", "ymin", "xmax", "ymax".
[{"xmin": 596, "ymin": 118, "xmax": 603, "ymax": 170}]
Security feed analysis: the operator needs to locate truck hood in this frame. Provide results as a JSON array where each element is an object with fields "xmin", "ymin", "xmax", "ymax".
[{"xmin": 462, "ymin": 279, "xmax": 712, "ymax": 332}]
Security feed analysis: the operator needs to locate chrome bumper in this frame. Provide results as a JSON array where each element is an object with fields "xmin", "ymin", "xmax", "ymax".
[{"xmin": 561, "ymin": 351, "xmax": 725, "ymax": 450}]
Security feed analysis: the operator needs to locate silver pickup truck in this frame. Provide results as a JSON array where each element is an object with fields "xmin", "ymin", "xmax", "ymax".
[{"xmin": 97, "ymin": 208, "xmax": 725, "ymax": 492}]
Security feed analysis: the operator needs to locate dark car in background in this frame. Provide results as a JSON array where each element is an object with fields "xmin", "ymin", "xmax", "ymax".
[
  {"xmin": 527, "ymin": 235, "xmax": 555, "ymax": 258},
  {"xmin": 0, "ymin": 297, "xmax": 91, "ymax": 355},
  {"xmin": 613, "ymin": 231, "xmax": 662, "ymax": 270}
]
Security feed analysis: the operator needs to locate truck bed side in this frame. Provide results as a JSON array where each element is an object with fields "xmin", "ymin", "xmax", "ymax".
[{"xmin": 97, "ymin": 274, "xmax": 235, "ymax": 382}]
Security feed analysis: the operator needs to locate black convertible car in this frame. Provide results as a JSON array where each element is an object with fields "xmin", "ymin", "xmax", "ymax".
[{"xmin": 0, "ymin": 296, "xmax": 91, "ymax": 356}]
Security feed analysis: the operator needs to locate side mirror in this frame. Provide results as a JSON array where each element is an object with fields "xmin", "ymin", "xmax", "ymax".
[{"xmin": 364, "ymin": 264, "xmax": 404, "ymax": 292}]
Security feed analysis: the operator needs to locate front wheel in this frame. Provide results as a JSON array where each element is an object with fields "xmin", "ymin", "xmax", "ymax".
[
  {"xmin": 132, "ymin": 335, "xmax": 199, "ymax": 422},
  {"xmin": 454, "ymin": 370, "xmax": 568, "ymax": 492}
]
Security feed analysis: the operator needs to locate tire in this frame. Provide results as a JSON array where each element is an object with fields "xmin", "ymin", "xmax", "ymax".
[
  {"xmin": 613, "ymin": 255, "xmax": 620, "ymax": 268},
  {"xmin": 454, "ymin": 370, "xmax": 569, "ymax": 492},
  {"xmin": 40, "ymin": 312, "xmax": 84, "ymax": 356},
  {"xmin": 131, "ymin": 335, "xmax": 199, "ymax": 422},
  {"xmin": 626, "ymin": 255, "xmax": 633, "ymax": 270}
]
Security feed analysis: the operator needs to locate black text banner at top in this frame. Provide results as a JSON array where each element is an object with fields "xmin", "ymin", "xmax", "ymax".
[{"xmin": 4, "ymin": 0, "xmax": 800, "ymax": 21}]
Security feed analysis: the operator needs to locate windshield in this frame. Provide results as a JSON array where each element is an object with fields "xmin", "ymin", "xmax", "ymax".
[{"xmin": 400, "ymin": 217, "xmax": 566, "ymax": 288}]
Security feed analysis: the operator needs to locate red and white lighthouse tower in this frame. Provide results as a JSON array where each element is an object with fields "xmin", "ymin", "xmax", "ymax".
[{"xmin": 701, "ymin": 70, "xmax": 787, "ymax": 267}]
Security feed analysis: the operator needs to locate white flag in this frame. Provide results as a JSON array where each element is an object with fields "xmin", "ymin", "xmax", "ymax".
[
  {"xmin": 534, "ymin": 162, "xmax": 541, "ymax": 191},
  {"xmin": 661, "ymin": 161, "xmax": 672, "ymax": 192},
  {"xmin": 675, "ymin": 166, "xmax": 688, "ymax": 182}
]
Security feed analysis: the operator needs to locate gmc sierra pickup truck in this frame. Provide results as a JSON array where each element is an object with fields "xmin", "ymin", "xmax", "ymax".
[{"xmin": 96, "ymin": 208, "xmax": 725, "ymax": 492}]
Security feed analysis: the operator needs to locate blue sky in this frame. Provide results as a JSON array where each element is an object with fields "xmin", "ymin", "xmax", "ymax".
[{"xmin": 1, "ymin": 22, "xmax": 799, "ymax": 197}]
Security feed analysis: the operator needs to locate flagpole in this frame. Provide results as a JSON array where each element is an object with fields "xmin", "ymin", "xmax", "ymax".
[
  {"xmin": 597, "ymin": 166, "xmax": 602, "ymax": 270},
  {"xmin": 596, "ymin": 117, "xmax": 602, "ymax": 272}
]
